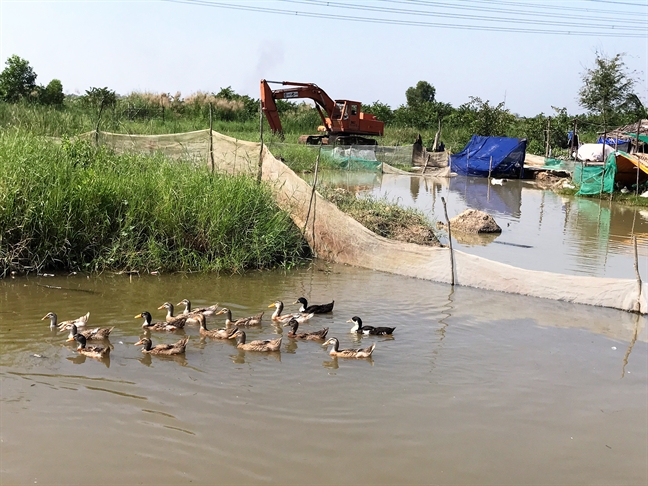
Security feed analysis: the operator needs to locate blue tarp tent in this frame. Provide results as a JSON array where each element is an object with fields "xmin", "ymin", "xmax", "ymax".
[{"xmin": 450, "ymin": 136, "xmax": 527, "ymax": 178}]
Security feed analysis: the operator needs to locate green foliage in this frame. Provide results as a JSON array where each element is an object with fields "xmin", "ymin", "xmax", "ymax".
[
  {"xmin": 82, "ymin": 87, "xmax": 117, "ymax": 109},
  {"xmin": 40, "ymin": 79, "xmax": 65, "ymax": 106},
  {"xmin": 0, "ymin": 130, "xmax": 309, "ymax": 276},
  {"xmin": 578, "ymin": 52, "xmax": 637, "ymax": 126},
  {"xmin": 405, "ymin": 81, "xmax": 436, "ymax": 107},
  {"xmin": 0, "ymin": 55, "xmax": 37, "ymax": 103},
  {"xmin": 455, "ymin": 97, "xmax": 515, "ymax": 137},
  {"xmin": 364, "ymin": 100, "xmax": 394, "ymax": 125}
]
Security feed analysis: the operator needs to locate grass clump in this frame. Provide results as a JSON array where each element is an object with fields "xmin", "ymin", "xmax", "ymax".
[
  {"xmin": 319, "ymin": 186, "xmax": 441, "ymax": 246},
  {"xmin": 0, "ymin": 130, "xmax": 309, "ymax": 277}
]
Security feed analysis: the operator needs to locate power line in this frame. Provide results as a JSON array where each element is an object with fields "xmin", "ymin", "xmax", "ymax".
[{"xmin": 164, "ymin": 0, "xmax": 648, "ymax": 37}]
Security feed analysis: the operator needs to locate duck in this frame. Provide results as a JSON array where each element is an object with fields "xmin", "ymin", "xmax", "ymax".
[
  {"xmin": 348, "ymin": 316, "xmax": 395, "ymax": 335},
  {"xmin": 70, "ymin": 333, "xmax": 111, "ymax": 359},
  {"xmin": 157, "ymin": 302, "xmax": 194, "ymax": 326},
  {"xmin": 323, "ymin": 337, "xmax": 376, "ymax": 358},
  {"xmin": 134, "ymin": 336, "xmax": 189, "ymax": 355},
  {"xmin": 214, "ymin": 307, "xmax": 263, "ymax": 327},
  {"xmin": 196, "ymin": 313, "xmax": 238, "ymax": 339},
  {"xmin": 41, "ymin": 311, "xmax": 90, "ymax": 330},
  {"xmin": 229, "ymin": 330, "xmax": 281, "ymax": 352},
  {"xmin": 64, "ymin": 323, "xmax": 114, "ymax": 341},
  {"xmin": 268, "ymin": 301, "xmax": 314, "ymax": 324},
  {"xmin": 176, "ymin": 299, "xmax": 219, "ymax": 317},
  {"xmin": 135, "ymin": 311, "xmax": 184, "ymax": 332},
  {"xmin": 293, "ymin": 297, "xmax": 334, "ymax": 314},
  {"xmin": 283, "ymin": 318, "xmax": 328, "ymax": 340}
]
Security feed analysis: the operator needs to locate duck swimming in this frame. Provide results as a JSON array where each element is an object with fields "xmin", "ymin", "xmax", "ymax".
[
  {"xmin": 64, "ymin": 323, "xmax": 113, "ymax": 341},
  {"xmin": 283, "ymin": 318, "xmax": 328, "ymax": 341},
  {"xmin": 293, "ymin": 297, "xmax": 334, "ymax": 314},
  {"xmin": 268, "ymin": 301, "xmax": 314, "ymax": 324},
  {"xmin": 323, "ymin": 337, "xmax": 375, "ymax": 358},
  {"xmin": 215, "ymin": 308, "xmax": 263, "ymax": 327},
  {"xmin": 196, "ymin": 313, "xmax": 238, "ymax": 339},
  {"xmin": 347, "ymin": 316, "xmax": 395, "ymax": 335},
  {"xmin": 134, "ymin": 336, "xmax": 189, "ymax": 355},
  {"xmin": 135, "ymin": 311, "xmax": 184, "ymax": 332},
  {"xmin": 158, "ymin": 302, "xmax": 194, "ymax": 326},
  {"xmin": 70, "ymin": 333, "xmax": 111, "ymax": 359},
  {"xmin": 229, "ymin": 330, "xmax": 281, "ymax": 352},
  {"xmin": 42, "ymin": 311, "xmax": 90, "ymax": 331},
  {"xmin": 176, "ymin": 299, "xmax": 219, "ymax": 318}
]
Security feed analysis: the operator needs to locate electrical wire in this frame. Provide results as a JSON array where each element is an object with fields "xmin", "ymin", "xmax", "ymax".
[{"xmin": 163, "ymin": 0, "xmax": 648, "ymax": 37}]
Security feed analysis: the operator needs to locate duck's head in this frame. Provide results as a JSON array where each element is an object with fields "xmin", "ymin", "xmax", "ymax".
[
  {"xmin": 347, "ymin": 316, "xmax": 363, "ymax": 333},
  {"xmin": 176, "ymin": 299, "xmax": 190, "ymax": 308},
  {"xmin": 293, "ymin": 297, "xmax": 308, "ymax": 306},
  {"xmin": 268, "ymin": 301, "xmax": 283, "ymax": 309},
  {"xmin": 135, "ymin": 312, "xmax": 152, "ymax": 327},
  {"xmin": 195, "ymin": 313, "xmax": 207, "ymax": 329},
  {"xmin": 282, "ymin": 318, "xmax": 299, "ymax": 331},
  {"xmin": 228, "ymin": 329, "xmax": 245, "ymax": 345},
  {"xmin": 322, "ymin": 337, "xmax": 339, "ymax": 348},
  {"xmin": 41, "ymin": 312, "xmax": 57, "ymax": 327},
  {"xmin": 65, "ymin": 324, "xmax": 78, "ymax": 341},
  {"xmin": 158, "ymin": 302, "xmax": 173, "ymax": 312},
  {"xmin": 73, "ymin": 333, "xmax": 87, "ymax": 349},
  {"xmin": 134, "ymin": 337, "xmax": 153, "ymax": 351},
  {"xmin": 215, "ymin": 307, "xmax": 230, "ymax": 316}
]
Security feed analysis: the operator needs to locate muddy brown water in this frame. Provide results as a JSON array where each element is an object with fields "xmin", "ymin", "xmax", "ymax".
[
  {"xmin": 308, "ymin": 171, "xmax": 648, "ymax": 279},
  {"xmin": 1, "ymin": 263, "xmax": 646, "ymax": 485}
]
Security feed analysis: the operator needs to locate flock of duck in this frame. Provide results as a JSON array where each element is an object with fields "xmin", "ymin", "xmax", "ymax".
[{"xmin": 41, "ymin": 297, "xmax": 396, "ymax": 362}]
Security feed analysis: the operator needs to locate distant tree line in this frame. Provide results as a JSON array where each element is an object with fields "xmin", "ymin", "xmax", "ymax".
[{"xmin": 1, "ymin": 52, "xmax": 645, "ymax": 154}]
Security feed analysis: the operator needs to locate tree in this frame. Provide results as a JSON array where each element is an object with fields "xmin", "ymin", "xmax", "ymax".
[
  {"xmin": 0, "ymin": 55, "xmax": 37, "ymax": 102},
  {"xmin": 578, "ymin": 52, "xmax": 636, "ymax": 127},
  {"xmin": 82, "ymin": 87, "xmax": 117, "ymax": 109},
  {"xmin": 405, "ymin": 81, "xmax": 436, "ymax": 108},
  {"xmin": 459, "ymin": 97, "xmax": 515, "ymax": 136},
  {"xmin": 40, "ymin": 79, "xmax": 64, "ymax": 106}
]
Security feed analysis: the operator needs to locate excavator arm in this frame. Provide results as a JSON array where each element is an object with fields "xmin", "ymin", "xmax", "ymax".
[{"xmin": 260, "ymin": 80, "xmax": 340, "ymax": 136}]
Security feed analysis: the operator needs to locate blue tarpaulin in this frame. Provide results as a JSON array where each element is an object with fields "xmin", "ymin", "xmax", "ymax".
[{"xmin": 450, "ymin": 136, "xmax": 527, "ymax": 178}]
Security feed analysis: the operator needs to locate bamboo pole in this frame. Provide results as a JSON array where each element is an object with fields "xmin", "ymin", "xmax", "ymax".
[
  {"xmin": 303, "ymin": 145, "xmax": 322, "ymax": 238},
  {"xmin": 632, "ymin": 235, "xmax": 643, "ymax": 313},
  {"xmin": 94, "ymin": 99, "xmax": 105, "ymax": 146},
  {"xmin": 545, "ymin": 117, "xmax": 551, "ymax": 158},
  {"xmin": 441, "ymin": 196, "xmax": 455, "ymax": 286},
  {"xmin": 257, "ymin": 99, "xmax": 264, "ymax": 184},
  {"xmin": 635, "ymin": 119, "xmax": 641, "ymax": 197},
  {"xmin": 209, "ymin": 103, "xmax": 214, "ymax": 174}
]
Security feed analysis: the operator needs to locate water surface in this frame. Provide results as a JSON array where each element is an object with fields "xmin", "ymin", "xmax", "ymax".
[{"xmin": 1, "ymin": 265, "xmax": 646, "ymax": 485}]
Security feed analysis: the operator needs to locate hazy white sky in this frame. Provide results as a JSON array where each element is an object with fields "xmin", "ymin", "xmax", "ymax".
[{"xmin": 1, "ymin": 0, "xmax": 647, "ymax": 117}]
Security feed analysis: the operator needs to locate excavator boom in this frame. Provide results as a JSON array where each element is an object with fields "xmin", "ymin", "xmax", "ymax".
[{"xmin": 260, "ymin": 79, "xmax": 384, "ymax": 145}]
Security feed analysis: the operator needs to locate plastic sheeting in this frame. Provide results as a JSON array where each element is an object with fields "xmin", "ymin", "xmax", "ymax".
[
  {"xmin": 576, "ymin": 143, "xmax": 614, "ymax": 162},
  {"xmin": 450, "ymin": 135, "xmax": 526, "ymax": 178},
  {"xmin": 87, "ymin": 129, "xmax": 646, "ymax": 314},
  {"xmin": 574, "ymin": 154, "xmax": 617, "ymax": 195}
]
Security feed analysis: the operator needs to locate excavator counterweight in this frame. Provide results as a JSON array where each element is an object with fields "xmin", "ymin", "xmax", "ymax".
[{"xmin": 260, "ymin": 80, "xmax": 384, "ymax": 145}]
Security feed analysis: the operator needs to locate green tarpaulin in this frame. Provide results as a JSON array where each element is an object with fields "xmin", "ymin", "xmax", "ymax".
[
  {"xmin": 574, "ymin": 153, "xmax": 617, "ymax": 195},
  {"xmin": 623, "ymin": 132, "xmax": 648, "ymax": 144}
]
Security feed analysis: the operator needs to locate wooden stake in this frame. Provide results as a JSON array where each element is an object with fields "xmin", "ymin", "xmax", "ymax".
[
  {"xmin": 209, "ymin": 103, "xmax": 214, "ymax": 174},
  {"xmin": 441, "ymin": 196, "xmax": 455, "ymax": 286},
  {"xmin": 632, "ymin": 235, "xmax": 643, "ymax": 313},
  {"xmin": 303, "ymin": 145, "xmax": 322, "ymax": 237},
  {"xmin": 488, "ymin": 156, "xmax": 493, "ymax": 180},
  {"xmin": 94, "ymin": 99, "xmax": 105, "ymax": 146}
]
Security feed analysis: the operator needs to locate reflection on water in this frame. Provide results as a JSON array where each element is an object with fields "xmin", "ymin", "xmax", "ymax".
[{"xmin": 311, "ymin": 170, "xmax": 648, "ymax": 278}]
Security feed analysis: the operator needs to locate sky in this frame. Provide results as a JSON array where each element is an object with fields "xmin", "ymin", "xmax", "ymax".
[{"xmin": 1, "ymin": 0, "xmax": 647, "ymax": 117}]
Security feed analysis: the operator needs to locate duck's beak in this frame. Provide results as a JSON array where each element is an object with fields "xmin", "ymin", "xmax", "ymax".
[
  {"xmin": 66, "ymin": 336, "xmax": 75, "ymax": 342},
  {"xmin": 346, "ymin": 319, "xmax": 353, "ymax": 323},
  {"xmin": 134, "ymin": 339, "xmax": 144, "ymax": 346},
  {"xmin": 41, "ymin": 314, "xmax": 49, "ymax": 320},
  {"xmin": 157, "ymin": 305, "xmax": 165, "ymax": 310},
  {"xmin": 175, "ymin": 302, "xmax": 183, "ymax": 306},
  {"xmin": 268, "ymin": 303, "xmax": 276, "ymax": 308},
  {"xmin": 134, "ymin": 314, "xmax": 142, "ymax": 319}
]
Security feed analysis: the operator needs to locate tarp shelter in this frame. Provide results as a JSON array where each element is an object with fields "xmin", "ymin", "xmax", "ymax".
[{"xmin": 450, "ymin": 136, "xmax": 526, "ymax": 178}]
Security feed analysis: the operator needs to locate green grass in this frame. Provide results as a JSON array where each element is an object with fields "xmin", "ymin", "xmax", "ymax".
[
  {"xmin": 557, "ymin": 187, "xmax": 648, "ymax": 207},
  {"xmin": 318, "ymin": 185, "xmax": 441, "ymax": 246},
  {"xmin": 0, "ymin": 130, "xmax": 310, "ymax": 277}
]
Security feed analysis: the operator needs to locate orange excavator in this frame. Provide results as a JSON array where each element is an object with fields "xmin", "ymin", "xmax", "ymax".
[{"xmin": 260, "ymin": 80, "xmax": 384, "ymax": 145}]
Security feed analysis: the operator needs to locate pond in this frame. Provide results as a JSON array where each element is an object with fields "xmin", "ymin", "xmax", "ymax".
[
  {"xmin": 307, "ymin": 170, "xmax": 648, "ymax": 279},
  {"xmin": 1, "ymin": 264, "xmax": 646, "ymax": 485}
]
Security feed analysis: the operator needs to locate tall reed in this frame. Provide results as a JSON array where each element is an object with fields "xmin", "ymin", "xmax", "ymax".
[{"xmin": 0, "ymin": 130, "xmax": 309, "ymax": 276}]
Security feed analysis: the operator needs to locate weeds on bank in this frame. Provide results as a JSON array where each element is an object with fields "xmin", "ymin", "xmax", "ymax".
[{"xmin": 0, "ymin": 130, "xmax": 309, "ymax": 277}]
